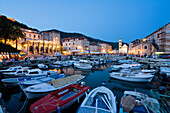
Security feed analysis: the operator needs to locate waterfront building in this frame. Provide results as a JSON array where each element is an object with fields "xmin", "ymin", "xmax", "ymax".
[
  {"xmin": 99, "ymin": 43, "xmax": 112, "ymax": 54},
  {"xmin": 62, "ymin": 37, "xmax": 89, "ymax": 55},
  {"xmin": 129, "ymin": 39, "xmax": 158, "ymax": 56},
  {"xmin": 129, "ymin": 23, "xmax": 170, "ymax": 56},
  {"xmin": 143, "ymin": 23, "xmax": 170, "ymax": 54},
  {"xmin": 41, "ymin": 30, "xmax": 60, "ymax": 54}
]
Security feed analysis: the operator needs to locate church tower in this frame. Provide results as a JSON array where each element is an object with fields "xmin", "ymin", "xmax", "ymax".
[{"xmin": 119, "ymin": 39, "xmax": 122, "ymax": 53}]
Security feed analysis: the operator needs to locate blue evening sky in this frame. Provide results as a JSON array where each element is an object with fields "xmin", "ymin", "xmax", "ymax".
[{"xmin": 0, "ymin": 0, "xmax": 170, "ymax": 43}]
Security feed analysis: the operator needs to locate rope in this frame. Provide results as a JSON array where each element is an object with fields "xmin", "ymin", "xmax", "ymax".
[{"xmin": 17, "ymin": 97, "xmax": 28, "ymax": 113}]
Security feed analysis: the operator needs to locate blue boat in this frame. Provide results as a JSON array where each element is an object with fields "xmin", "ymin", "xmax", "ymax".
[{"xmin": 1, "ymin": 74, "xmax": 65, "ymax": 87}]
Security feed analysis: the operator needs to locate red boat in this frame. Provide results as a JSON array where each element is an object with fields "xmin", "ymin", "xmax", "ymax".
[{"xmin": 30, "ymin": 84, "xmax": 90, "ymax": 113}]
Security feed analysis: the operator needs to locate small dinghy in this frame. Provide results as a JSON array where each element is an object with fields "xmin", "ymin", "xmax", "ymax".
[
  {"xmin": 77, "ymin": 86, "xmax": 117, "ymax": 113},
  {"xmin": 23, "ymin": 74, "xmax": 85, "ymax": 99},
  {"xmin": 30, "ymin": 84, "xmax": 90, "ymax": 113},
  {"xmin": 119, "ymin": 91, "xmax": 160, "ymax": 113}
]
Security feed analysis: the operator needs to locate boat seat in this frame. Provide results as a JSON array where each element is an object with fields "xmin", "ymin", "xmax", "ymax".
[
  {"xmin": 92, "ymin": 95, "xmax": 108, "ymax": 110},
  {"xmin": 59, "ymin": 91, "xmax": 76, "ymax": 100}
]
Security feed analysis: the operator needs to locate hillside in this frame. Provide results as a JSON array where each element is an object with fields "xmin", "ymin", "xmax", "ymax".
[{"xmin": 1, "ymin": 15, "xmax": 128, "ymax": 49}]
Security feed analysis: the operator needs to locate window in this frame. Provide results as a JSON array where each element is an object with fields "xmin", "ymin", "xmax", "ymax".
[
  {"xmin": 144, "ymin": 46, "xmax": 147, "ymax": 49},
  {"xmin": 34, "ymin": 35, "xmax": 36, "ymax": 38},
  {"xmin": 69, "ymin": 43, "xmax": 71, "ymax": 45},
  {"xmin": 29, "ymin": 71, "xmax": 39, "ymax": 74},
  {"xmin": 73, "ymin": 43, "xmax": 74, "ymax": 45},
  {"xmin": 76, "ymin": 47, "xmax": 77, "ymax": 50},
  {"xmin": 69, "ymin": 48, "xmax": 70, "ymax": 50},
  {"xmin": 25, "ymin": 38, "xmax": 26, "ymax": 41},
  {"xmin": 29, "ymin": 34, "xmax": 31, "ymax": 37},
  {"xmin": 17, "ymin": 71, "xmax": 22, "ymax": 73},
  {"xmin": 66, "ymin": 43, "xmax": 67, "ymax": 46}
]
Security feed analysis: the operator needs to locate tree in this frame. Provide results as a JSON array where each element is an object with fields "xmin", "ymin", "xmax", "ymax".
[
  {"xmin": 11, "ymin": 26, "xmax": 25, "ymax": 50},
  {"xmin": 0, "ymin": 16, "xmax": 14, "ymax": 43}
]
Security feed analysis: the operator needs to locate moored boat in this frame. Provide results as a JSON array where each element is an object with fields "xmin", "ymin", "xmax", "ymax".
[
  {"xmin": 109, "ymin": 72, "xmax": 154, "ymax": 82},
  {"xmin": 30, "ymin": 84, "xmax": 90, "ymax": 113},
  {"xmin": 119, "ymin": 91, "xmax": 160, "ymax": 113},
  {"xmin": 77, "ymin": 86, "xmax": 117, "ymax": 113},
  {"xmin": 23, "ymin": 74, "xmax": 85, "ymax": 99}
]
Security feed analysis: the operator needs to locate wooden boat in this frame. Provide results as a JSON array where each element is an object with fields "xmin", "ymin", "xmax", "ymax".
[
  {"xmin": 109, "ymin": 72, "xmax": 154, "ymax": 82},
  {"xmin": 30, "ymin": 84, "xmax": 90, "ymax": 113},
  {"xmin": 119, "ymin": 91, "xmax": 160, "ymax": 113},
  {"xmin": 23, "ymin": 74, "xmax": 85, "ymax": 99},
  {"xmin": 77, "ymin": 86, "xmax": 117, "ymax": 113}
]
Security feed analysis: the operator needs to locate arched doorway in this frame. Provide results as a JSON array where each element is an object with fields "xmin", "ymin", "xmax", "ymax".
[
  {"xmin": 29, "ymin": 46, "xmax": 33, "ymax": 54},
  {"xmin": 35, "ymin": 46, "xmax": 39, "ymax": 54},
  {"xmin": 50, "ymin": 48, "xmax": 52, "ymax": 53},
  {"xmin": 46, "ymin": 47, "xmax": 48, "ymax": 53},
  {"xmin": 40, "ymin": 46, "xmax": 44, "ymax": 53}
]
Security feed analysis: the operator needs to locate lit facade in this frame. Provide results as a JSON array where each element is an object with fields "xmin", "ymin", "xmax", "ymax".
[
  {"xmin": 99, "ymin": 43, "xmax": 112, "ymax": 54},
  {"xmin": 143, "ymin": 23, "xmax": 170, "ymax": 53},
  {"xmin": 3, "ymin": 28, "xmax": 61, "ymax": 55},
  {"xmin": 129, "ymin": 39, "xmax": 158, "ymax": 56},
  {"xmin": 62, "ymin": 37, "xmax": 89, "ymax": 55},
  {"xmin": 129, "ymin": 23, "xmax": 170, "ymax": 56}
]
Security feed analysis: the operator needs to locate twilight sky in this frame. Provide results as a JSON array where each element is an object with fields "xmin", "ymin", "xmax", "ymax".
[{"xmin": 1, "ymin": 0, "xmax": 170, "ymax": 43}]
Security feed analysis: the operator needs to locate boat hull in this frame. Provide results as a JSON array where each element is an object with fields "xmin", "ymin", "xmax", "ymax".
[{"xmin": 110, "ymin": 73, "xmax": 153, "ymax": 82}]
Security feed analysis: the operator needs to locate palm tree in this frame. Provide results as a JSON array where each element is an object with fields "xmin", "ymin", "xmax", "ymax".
[
  {"xmin": 12, "ymin": 26, "xmax": 25, "ymax": 50},
  {"xmin": 0, "ymin": 16, "xmax": 14, "ymax": 43}
]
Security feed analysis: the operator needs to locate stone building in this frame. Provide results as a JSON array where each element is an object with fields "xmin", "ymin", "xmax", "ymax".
[
  {"xmin": 143, "ymin": 23, "xmax": 170, "ymax": 53},
  {"xmin": 62, "ymin": 37, "xmax": 89, "ymax": 55},
  {"xmin": 129, "ymin": 23, "xmax": 170, "ymax": 56},
  {"xmin": 129, "ymin": 39, "xmax": 158, "ymax": 56},
  {"xmin": 99, "ymin": 43, "xmax": 112, "ymax": 54}
]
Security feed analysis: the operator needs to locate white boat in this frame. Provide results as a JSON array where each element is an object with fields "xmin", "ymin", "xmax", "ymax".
[
  {"xmin": 2, "ymin": 67, "xmax": 30, "ymax": 78},
  {"xmin": 62, "ymin": 61, "xmax": 72, "ymax": 67},
  {"xmin": 25, "ymin": 69, "xmax": 57, "ymax": 76},
  {"xmin": 119, "ymin": 91, "xmax": 160, "ymax": 113},
  {"xmin": 160, "ymin": 67, "xmax": 170, "ymax": 77},
  {"xmin": 141, "ymin": 69, "xmax": 156, "ymax": 73},
  {"xmin": 0, "ymin": 66, "xmax": 23, "ymax": 73},
  {"xmin": 74, "ymin": 63, "xmax": 93, "ymax": 70},
  {"xmin": 38, "ymin": 64, "xmax": 48, "ymax": 69},
  {"xmin": 19, "ymin": 74, "xmax": 66, "ymax": 89},
  {"xmin": 23, "ymin": 74, "xmax": 85, "ymax": 99},
  {"xmin": 109, "ymin": 72, "xmax": 154, "ymax": 82},
  {"xmin": 1, "ymin": 74, "xmax": 65, "ymax": 87},
  {"xmin": 77, "ymin": 86, "xmax": 117, "ymax": 113}
]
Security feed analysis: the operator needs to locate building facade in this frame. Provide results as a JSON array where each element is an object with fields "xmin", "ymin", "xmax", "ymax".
[
  {"xmin": 129, "ymin": 39, "xmax": 157, "ymax": 56},
  {"xmin": 129, "ymin": 23, "xmax": 170, "ymax": 56},
  {"xmin": 99, "ymin": 43, "xmax": 112, "ymax": 54},
  {"xmin": 143, "ymin": 23, "xmax": 170, "ymax": 53},
  {"xmin": 62, "ymin": 37, "xmax": 89, "ymax": 55}
]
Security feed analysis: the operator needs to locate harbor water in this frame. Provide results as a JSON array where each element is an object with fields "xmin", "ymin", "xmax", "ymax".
[{"xmin": 0, "ymin": 63, "xmax": 155, "ymax": 113}]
